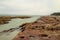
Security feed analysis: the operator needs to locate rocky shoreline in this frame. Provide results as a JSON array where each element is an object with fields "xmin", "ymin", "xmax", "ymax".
[
  {"xmin": 0, "ymin": 16, "xmax": 31, "ymax": 25},
  {"xmin": 13, "ymin": 16, "xmax": 60, "ymax": 40},
  {"xmin": 0, "ymin": 15, "xmax": 60, "ymax": 40}
]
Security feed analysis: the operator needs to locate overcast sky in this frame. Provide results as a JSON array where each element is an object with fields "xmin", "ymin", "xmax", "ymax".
[{"xmin": 0, "ymin": 0, "xmax": 60, "ymax": 15}]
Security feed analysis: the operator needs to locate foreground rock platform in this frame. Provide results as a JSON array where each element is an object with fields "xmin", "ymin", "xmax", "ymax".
[{"xmin": 13, "ymin": 16, "xmax": 60, "ymax": 40}]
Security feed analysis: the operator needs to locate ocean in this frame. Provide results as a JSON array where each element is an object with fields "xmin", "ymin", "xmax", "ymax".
[{"xmin": 0, "ymin": 16, "xmax": 40, "ymax": 40}]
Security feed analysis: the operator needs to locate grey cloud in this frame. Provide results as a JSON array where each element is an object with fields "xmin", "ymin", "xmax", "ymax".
[{"xmin": 0, "ymin": 0, "xmax": 60, "ymax": 15}]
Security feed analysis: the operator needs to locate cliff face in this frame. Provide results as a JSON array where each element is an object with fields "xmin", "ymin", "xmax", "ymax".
[{"xmin": 51, "ymin": 12, "xmax": 60, "ymax": 16}]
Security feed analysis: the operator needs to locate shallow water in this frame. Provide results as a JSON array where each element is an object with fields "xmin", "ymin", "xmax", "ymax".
[{"xmin": 0, "ymin": 16, "xmax": 40, "ymax": 40}]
